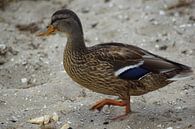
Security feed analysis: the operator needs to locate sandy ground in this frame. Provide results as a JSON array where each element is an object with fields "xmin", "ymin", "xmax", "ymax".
[{"xmin": 0, "ymin": 0, "xmax": 195, "ymax": 129}]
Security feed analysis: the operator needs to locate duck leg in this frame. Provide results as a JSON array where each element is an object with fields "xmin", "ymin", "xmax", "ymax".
[{"xmin": 90, "ymin": 97, "xmax": 131, "ymax": 120}]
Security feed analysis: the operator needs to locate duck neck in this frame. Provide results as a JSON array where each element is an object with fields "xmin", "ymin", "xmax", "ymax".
[{"xmin": 66, "ymin": 30, "xmax": 86, "ymax": 53}]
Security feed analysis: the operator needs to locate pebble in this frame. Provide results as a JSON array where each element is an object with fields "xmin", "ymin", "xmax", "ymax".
[
  {"xmin": 81, "ymin": 7, "xmax": 90, "ymax": 13},
  {"xmin": 60, "ymin": 123, "xmax": 70, "ymax": 129},
  {"xmin": 157, "ymin": 124, "xmax": 162, "ymax": 128},
  {"xmin": 67, "ymin": 121, "xmax": 71, "ymax": 124},
  {"xmin": 159, "ymin": 45, "xmax": 168, "ymax": 50},
  {"xmin": 0, "ymin": 58, "xmax": 6, "ymax": 65},
  {"xmin": 52, "ymin": 112, "xmax": 59, "ymax": 121},
  {"xmin": 0, "ymin": 44, "xmax": 6, "ymax": 49},
  {"xmin": 104, "ymin": 0, "xmax": 110, "ymax": 3},
  {"xmin": 21, "ymin": 78, "xmax": 27, "ymax": 83},
  {"xmin": 43, "ymin": 105, "xmax": 47, "ymax": 108},
  {"xmin": 167, "ymin": 127, "xmax": 173, "ymax": 129},
  {"xmin": 175, "ymin": 106, "xmax": 182, "ymax": 110},
  {"xmin": 159, "ymin": 10, "xmax": 165, "ymax": 16},
  {"xmin": 0, "ymin": 44, "xmax": 7, "ymax": 55},
  {"xmin": 11, "ymin": 58, "xmax": 14, "ymax": 61},
  {"xmin": 126, "ymin": 125, "xmax": 131, "ymax": 129},
  {"xmin": 10, "ymin": 116, "xmax": 18, "ymax": 123},
  {"xmin": 155, "ymin": 44, "xmax": 159, "ymax": 49},
  {"xmin": 103, "ymin": 121, "xmax": 109, "ymax": 125}
]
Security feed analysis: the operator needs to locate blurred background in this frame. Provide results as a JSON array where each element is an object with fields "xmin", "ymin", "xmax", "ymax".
[{"xmin": 0, "ymin": 0, "xmax": 194, "ymax": 129}]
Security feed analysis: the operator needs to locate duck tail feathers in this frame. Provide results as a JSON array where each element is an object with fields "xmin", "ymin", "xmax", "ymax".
[{"xmin": 168, "ymin": 64, "xmax": 194, "ymax": 81}]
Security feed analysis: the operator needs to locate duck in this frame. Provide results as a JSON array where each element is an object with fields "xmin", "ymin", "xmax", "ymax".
[{"xmin": 38, "ymin": 9, "xmax": 193, "ymax": 119}]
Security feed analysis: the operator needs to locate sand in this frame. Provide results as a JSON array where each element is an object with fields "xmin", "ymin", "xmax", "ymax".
[{"xmin": 0, "ymin": 0, "xmax": 194, "ymax": 129}]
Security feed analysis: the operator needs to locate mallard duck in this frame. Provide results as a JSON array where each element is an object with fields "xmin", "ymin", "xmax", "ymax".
[{"xmin": 39, "ymin": 9, "xmax": 193, "ymax": 119}]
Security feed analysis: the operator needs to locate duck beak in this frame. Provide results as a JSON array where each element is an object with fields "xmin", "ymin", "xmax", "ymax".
[{"xmin": 37, "ymin": 25, "xmax": 57, "ymax": 36}]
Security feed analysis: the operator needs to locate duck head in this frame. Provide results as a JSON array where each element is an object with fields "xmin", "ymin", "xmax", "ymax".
[{"xmin": 38, "ymin": 9, "xmax": 83, "ymax": 36}]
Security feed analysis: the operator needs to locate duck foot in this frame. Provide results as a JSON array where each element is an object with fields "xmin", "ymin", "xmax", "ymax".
[{"xmin": 90, "ymin": 98, "xmax": 131, "ymax": 120}]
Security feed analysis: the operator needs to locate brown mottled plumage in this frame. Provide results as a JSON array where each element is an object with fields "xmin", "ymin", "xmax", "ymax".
[{"xmin": 39, "ymin": 9, "xmax": 193, "ymax": 119}]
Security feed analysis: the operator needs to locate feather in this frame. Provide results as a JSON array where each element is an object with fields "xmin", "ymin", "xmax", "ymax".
[
  {"xmin": 118, "ymin": 66, "xmax": 150, "ymax": 80},
  {"xmin": 90, "ymin": 42, "xmax": 193, "ymax": 81},
  {"xmin": 168, "ymin": 68, "xmax": 194, "ymax": 81},
  {"xmin": 114, "ymin": 61, "xmax": 144, "ymax": 76}
]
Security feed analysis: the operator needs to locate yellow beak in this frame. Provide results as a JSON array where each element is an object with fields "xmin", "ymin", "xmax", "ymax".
[{"xmin": 37, "ymin": 25, "xmax": 57, "ymax": 36}]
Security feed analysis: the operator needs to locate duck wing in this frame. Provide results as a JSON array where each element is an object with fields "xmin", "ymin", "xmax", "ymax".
[{"xmin": 90, "ymin": 42, "xmax": 193, "ymax": 80}]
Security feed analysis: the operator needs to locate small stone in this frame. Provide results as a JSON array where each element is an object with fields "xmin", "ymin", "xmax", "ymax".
[
  {"xmin": 28, "ymin": 115, "xmax": 50, "ymax": 125},
  {"xmin": 43, "ymin": 105, "xmax": 47, "ymax": 108},
  {"xmin": 153, "ymin": 101, "xmax": 161, "ymax": 106},
  {"xmin": 189, "ymin": 16, "xmax": 195, "ymax": 21},
  {"xmin": 21, "ymin": 78, "xmax": 27, "ymax": 83},
  {"xmin": 181, "ymin": 50, "xmax": 187, "ymax": 54},
  {"xmin": 175, "ymin": 106, "xmax": 182, "ymax": 110},
  {"xmin": 10, "ymin": 116, "xmax": 18, "ymax": 123},
  {"xmin": 0, "ymin": 44, "xmax": 6, "ymax": 49},
  {"xmin": 0, "ymin": 58, "xmax": 6, "ymax": 65},
  {"xmin": 67, "ymin": 121, "xmax": 71, "ymax": 124},
  {"xmin": 159, "ymin": 10, "xmax": 165, "ymax": 15},
  {"xmin": 10, "ymin": 119, "xmax": 17, "ymax": 123},
  {"xmin": 91, "ymin": 23, "xmax": 98, "ymax": 28},
  {"xmin": 51, "ymin": 112, "xmax": 59, "ymax": 121},
  {"xmin": 81, "ymin": 8, "xmax": 89, "ymax": 13},
  {"xmin": 155, "ymin": 39, "xmax": 160, "ymax": 42},
  {"xmin": 8, "ymin": 47, "xmax": 18, "ymax": 55},
  {"xmin": 159, "ymin": 45, "xmax": 168, "ymax": 50},
  {"xmin": 11, "ymin": 58, "xmax": 14, "ymax": 62},
  {"xmin": 0, "ymin": 44, "xmax": 7, "ymax": 55},
  {"xmin": 104, "ymin": 0, "xmax": 110, "ymax": 3},
  {"xmin": 167, "ymin": 127, "xmax": 173, "ymax": 129},
  {"xmin": 155, "ymin": 44, "xmax": 159, "ymax": 49},
  {"xmin": 188, "ymin": 125, "xmax": 192, "ymax": 128},
  {"xmin": 60, "ymin": 123, "xmax": 70, "ymax": 129},
  {"xmin": 103, "ymin": 121, "xmax": 109, "ymax": 125}
]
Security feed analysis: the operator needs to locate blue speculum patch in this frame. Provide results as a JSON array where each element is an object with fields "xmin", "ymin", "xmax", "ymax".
[{"xmin": 118, "ymin": 67, "xmax": 150, "ymax": 80}]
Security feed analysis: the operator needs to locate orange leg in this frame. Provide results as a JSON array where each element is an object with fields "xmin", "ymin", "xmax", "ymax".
[{"xmin": 90, "ymin": 97, "xmax": 131, "ymax": 120}]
